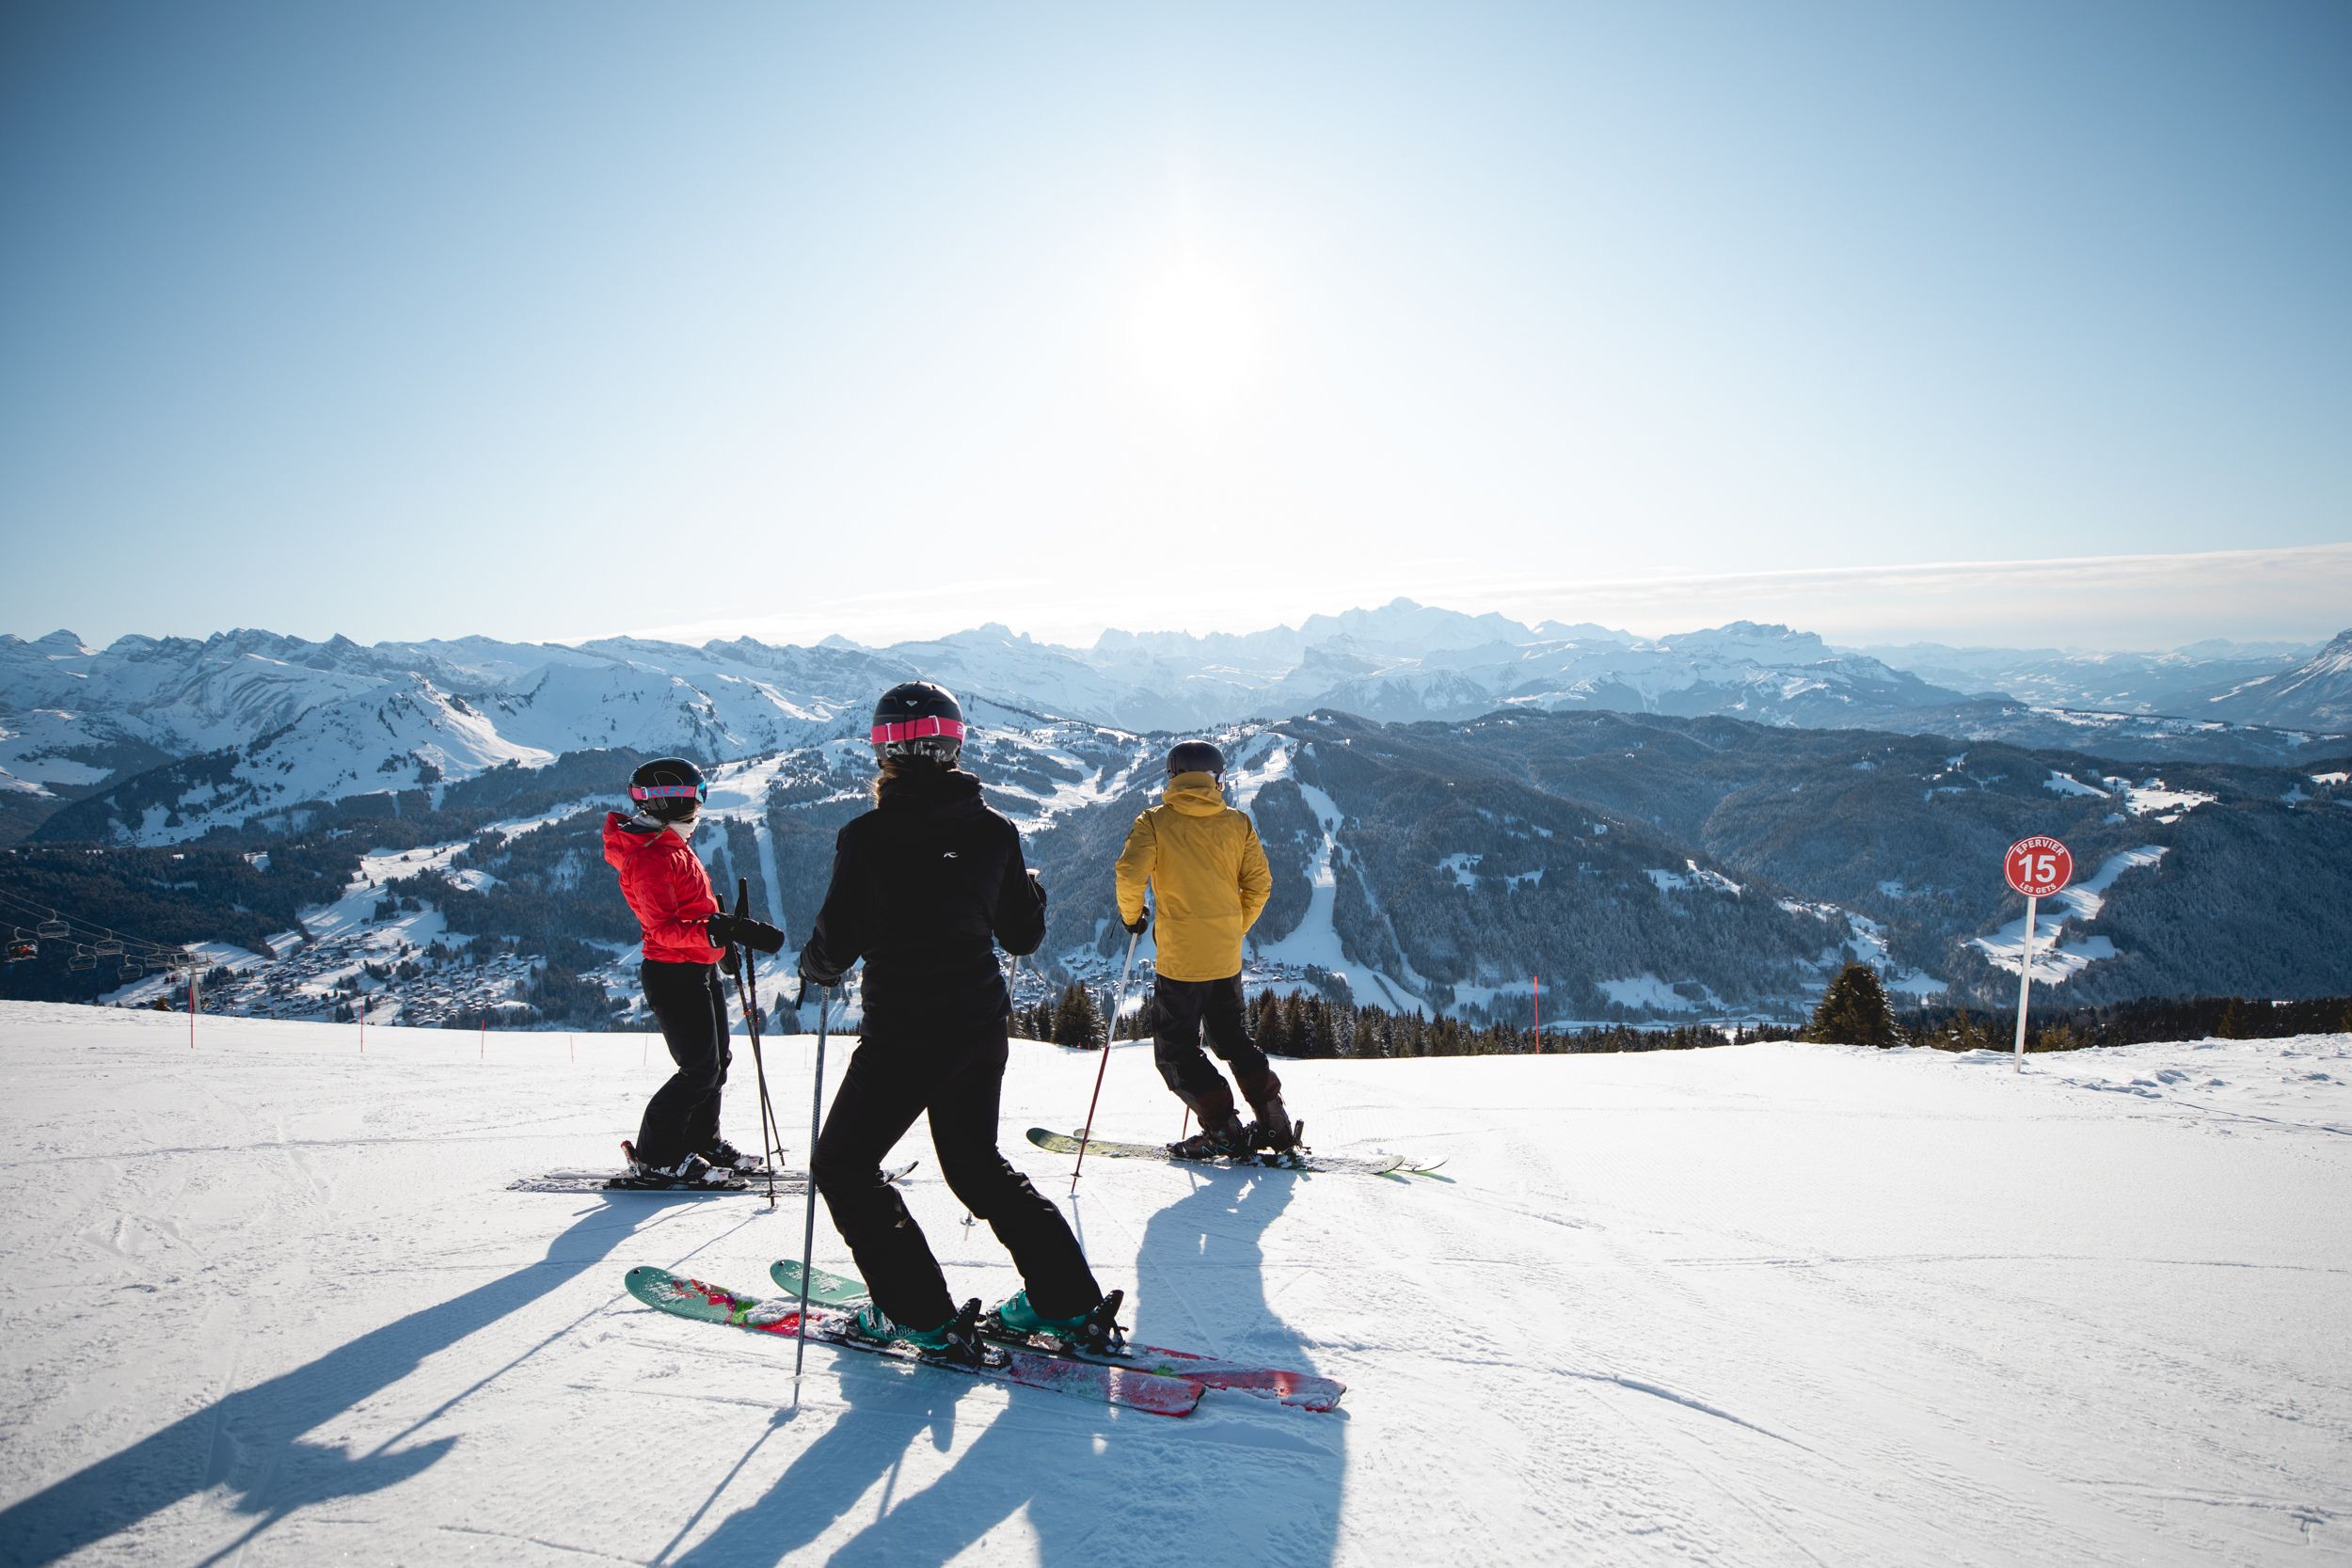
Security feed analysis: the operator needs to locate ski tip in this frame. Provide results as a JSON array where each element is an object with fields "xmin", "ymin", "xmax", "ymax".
[{"xmin": 622, "ymin": 1264, "xmax": 674, "ymax": 1304}]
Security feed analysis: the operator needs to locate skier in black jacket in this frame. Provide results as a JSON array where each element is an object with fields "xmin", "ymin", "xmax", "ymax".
[{"xmin": 799, "ymin": 681, "xmax": 1114, "ymax": 1362}]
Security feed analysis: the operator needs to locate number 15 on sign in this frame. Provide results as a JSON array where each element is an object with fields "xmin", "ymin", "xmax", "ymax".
[{"xmin": 2004, "ymin": 836, "xmax": 2074, "ymax": 1070}]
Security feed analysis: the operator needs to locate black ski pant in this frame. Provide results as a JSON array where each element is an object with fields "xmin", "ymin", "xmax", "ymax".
[
  {"xmin": 634, "ymin": 959, "xmax": 732, "ymax": 1167},
  {"xmin": 814, "ymin": 1020, "xmax": 1100, "ymax": 1331},
  {"xmin": 1152, "ymin": 973, "xmax": 1280, "ymax": 1125}
]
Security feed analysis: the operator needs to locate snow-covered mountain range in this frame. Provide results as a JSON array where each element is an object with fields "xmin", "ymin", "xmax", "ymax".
[
  {"xmin": 6, "ymin": 604, "xmax": 2347, "ymax": 1027},
  {"xmin": 6, "ymin": 604, "xmax": 2344, "ymax": 847}
]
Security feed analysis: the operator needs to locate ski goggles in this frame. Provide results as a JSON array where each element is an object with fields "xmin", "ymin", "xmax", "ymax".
[
  {"xmin": 870, "ymin": 716, "xmax": 967, "ymax": 746},
  {"xmin": 629, "ymin": 782, "xmax": 707, "ymax": 802}
]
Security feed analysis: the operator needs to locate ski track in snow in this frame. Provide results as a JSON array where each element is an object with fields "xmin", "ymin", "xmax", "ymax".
[{"xmin": 1, "ymin": 1006, "xmax": 2347, "ymax": 1566}]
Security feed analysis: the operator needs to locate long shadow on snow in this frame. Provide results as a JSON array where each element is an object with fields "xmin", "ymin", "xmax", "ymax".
[
  {"xmin": 0, "ymin": 1197, "xmax": 681, "ymax": 1566},
  {"xmin": 666, "ymin": 1167, "xmax": 1343, "ymax": 1568}
]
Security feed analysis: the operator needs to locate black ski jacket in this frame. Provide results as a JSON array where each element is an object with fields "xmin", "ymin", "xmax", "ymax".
[{"xmin": 799, "ymin": 767, "xmax": 1044, "ymax": 1030}]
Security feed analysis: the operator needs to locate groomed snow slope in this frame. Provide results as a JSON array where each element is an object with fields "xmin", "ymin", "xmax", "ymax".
[{"xmin": 1, "ymin": 1004, "xmax": 2346, "ymax": 1567}]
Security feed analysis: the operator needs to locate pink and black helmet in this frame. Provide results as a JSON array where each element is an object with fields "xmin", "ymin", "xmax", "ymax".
[
  {"xmin": 871, "ymin": 681, "xmax": 965, "ymax": 766},
  {"xmin": 628, "ymin": 756, "xmax": 707, "ymax": 822}
]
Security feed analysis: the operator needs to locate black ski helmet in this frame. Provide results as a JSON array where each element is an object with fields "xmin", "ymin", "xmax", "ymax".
[
  {"xmin": 1166, "ymin": 740, "xmax": 1226, "ymax": 779},
  {"xmin": 870, "ymin": 681, "xmax": 965, "ymax": 765},
  {"xmin": 628, "ymin": 757, "xmax": 707, "ymax": 822}
]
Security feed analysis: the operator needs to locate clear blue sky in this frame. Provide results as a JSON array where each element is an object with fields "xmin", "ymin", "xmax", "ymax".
[{"xmin": 3, "ymin": 1, "xmax": 2347, "ymax": 650}]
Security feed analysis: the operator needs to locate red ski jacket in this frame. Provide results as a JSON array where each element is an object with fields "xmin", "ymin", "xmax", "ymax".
[{"xmin": 603, "ymin": 812, "xmax": 720, "ymax": 964}]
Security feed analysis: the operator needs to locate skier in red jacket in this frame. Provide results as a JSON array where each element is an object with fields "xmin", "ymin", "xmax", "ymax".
[{"xmin": 604, "ymin": 757, "xmax": 782, "ymax": 1188}]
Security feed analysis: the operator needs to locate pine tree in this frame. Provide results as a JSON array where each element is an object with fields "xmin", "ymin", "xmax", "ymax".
[
  {"xmin": 2217, "ymin": 997, "xmax": 2249, "ymax": 1039},
  {"xmin": 1053, "ymin": 982, "xmax": 1105, "ymax": 1047},
  {"xmin": 1804, "ymin": 963, "xmax": 1898, "ymax": 1048},
  {"xmin": 1307, "ymin": 998, "xmax": 1339, "ymax": 1058}
]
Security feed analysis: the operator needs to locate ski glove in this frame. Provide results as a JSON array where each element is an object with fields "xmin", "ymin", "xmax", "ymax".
[
  {"xmin": 707, "ymin": 911, "xmax": 786, "ymax": 954},
  {"xmin": 1028, "ymin": 869, "xmax": 1048, "ymax": 908},
  {"xmin": 1123, "ymin": 903, "xmax": 1150, "ymax": 935}
]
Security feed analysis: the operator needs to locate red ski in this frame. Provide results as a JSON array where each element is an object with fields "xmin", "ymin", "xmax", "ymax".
[{"xmin": 771, "ymin": 1259, "xmax": 1345, "ymax": 1411}]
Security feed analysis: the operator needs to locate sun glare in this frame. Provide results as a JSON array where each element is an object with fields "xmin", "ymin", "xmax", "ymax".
[{"xmin": 1132, "ymin": 259, "xmax": 1258, "ymax": 412}]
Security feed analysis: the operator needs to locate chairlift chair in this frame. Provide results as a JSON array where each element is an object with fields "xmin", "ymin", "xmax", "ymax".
[
  {"xmin": 6, "ymin": 937, "xmax": 36, "ymax": 964},
  {"xmin": 37, "ymin": 914, "xmax": 70, "ymax": 940},
  {"xmin": 119, "ymin": 958, "xmax": 141, "ymax": 979},
  {"xmin": 68, "ymin": 947, "xmax": 96, "ymax": 972},
  {"xmin": 93, "ymin": 935, "xmax": 125, "ymax": 957}
]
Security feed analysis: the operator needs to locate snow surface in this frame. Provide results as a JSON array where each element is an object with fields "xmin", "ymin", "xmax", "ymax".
[
  {"xmin": 1597, "ymin": 974, "xmax": 1698, "ymax": 1012},
  {"xmin": 2120, "ymin": 780, "xmax": 2217, "ymax": 823},
  {"xmin": 4, "ymin": 1003, "xmax": 2347, "ymax": 1566},
  {"xmin": 2042, "ymin": 769, "xmax": 2108, "ymax": 799},
  {"xmin": 1646, "ymin": 861, "xmax": 1743, "ymax": 896}
]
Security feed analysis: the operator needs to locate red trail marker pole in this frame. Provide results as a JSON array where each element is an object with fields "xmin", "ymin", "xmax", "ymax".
[{"xmin": 2003, "ymin": 836, "xmax": 2074, "ymax": 1073}]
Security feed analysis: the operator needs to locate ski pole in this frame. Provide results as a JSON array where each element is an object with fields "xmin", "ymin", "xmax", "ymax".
[
  {"xmin": 792, "ymin": 981, "xmax": 831, "ymax": 1382},
  {"xmin": 1070, "ymin": 928, "xmax": 1140, "ymax": 1195},
  {"xmin": 730, "ymin": 878, "xmax": 784, "ymax": 1210}
]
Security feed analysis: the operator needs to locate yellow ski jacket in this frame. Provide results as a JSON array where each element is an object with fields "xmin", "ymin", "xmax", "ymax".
[{"xmin": 1114, "ymin": 772, "xmax": 1273, "ymax": 982}]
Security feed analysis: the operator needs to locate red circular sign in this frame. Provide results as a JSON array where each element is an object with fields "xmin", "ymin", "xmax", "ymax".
[{"xmin": 2005, "ymin": 836, "xmax": 2074, "ymax": 898}]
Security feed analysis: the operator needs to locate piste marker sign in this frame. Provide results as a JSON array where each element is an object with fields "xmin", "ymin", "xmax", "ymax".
[{"xmin": 2005, "ymin": 836, "xmax": 2074, "ymax": 899}]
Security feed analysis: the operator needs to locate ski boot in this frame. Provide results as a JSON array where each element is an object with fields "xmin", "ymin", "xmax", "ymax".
[
  {"xmin": 616, "ymin": 1142, "xmax": 747, "ymax": 1191},
  {"xmin": 699, "ymin": 1137, "xmax": 768, "ymax": 1175},
  {"xmin": 984, "ymin": 1288, "xmax": 1126, "ymax": 1354},
  {"xmin": 1248, "ymin": 1095, "xmax": 1305, "ymax": 1163},
  {"xmin": 851, "ymin": 1298, "xmax": 1002, "ymax": 1368},
  {"xmin": 1168, "ymin": 1112, "xmax": 1251, "ymax": 1162}
]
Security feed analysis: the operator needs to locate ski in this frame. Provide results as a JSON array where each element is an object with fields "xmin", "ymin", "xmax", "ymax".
[
  {"xmin": 623, "ymin": 1266, "xmax": 1201, "ymax": 1417},
  {"xmin": 771, "ymin": 1259, "xmax": 1345, "ymax": 1411},
  {"xmin": 1026, "ymin": 1127, "xmax": 1432, "ymax": 1178},
  {"xmin": 511, "ymin": 1159, "xmax": 916, "ymax": 1196}
]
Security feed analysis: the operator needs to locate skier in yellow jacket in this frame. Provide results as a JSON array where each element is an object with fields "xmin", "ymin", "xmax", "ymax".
[{"xmin": 1114, "ymin": 740, "xmax": 1296, "ymax": 1157}]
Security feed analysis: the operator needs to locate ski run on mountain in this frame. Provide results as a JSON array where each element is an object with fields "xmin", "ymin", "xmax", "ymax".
[{"xmin": 4, "ymin": 1002, "xmax": 2346, "ymax": 1566}]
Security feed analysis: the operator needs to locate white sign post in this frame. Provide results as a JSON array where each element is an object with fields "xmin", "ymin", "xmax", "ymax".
[{"xmin": 2004, "ymin": 836, "xmax": 2074, "ymax": 1071}]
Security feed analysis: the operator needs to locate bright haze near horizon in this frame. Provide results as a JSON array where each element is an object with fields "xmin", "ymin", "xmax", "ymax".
[{"xmin": 2, "ymin": 3, "xmax": 2347, "ymax": 654}]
